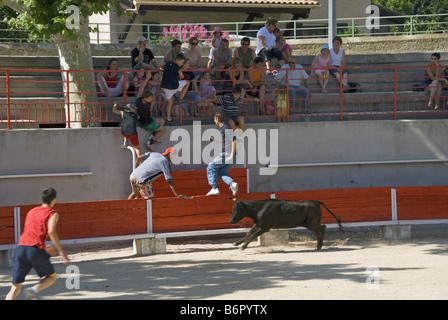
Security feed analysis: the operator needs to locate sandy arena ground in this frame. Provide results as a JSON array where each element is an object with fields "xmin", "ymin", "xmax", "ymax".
[{"xmin": 1, "ymin": 225, "xmax": 447, "ymax": 300}]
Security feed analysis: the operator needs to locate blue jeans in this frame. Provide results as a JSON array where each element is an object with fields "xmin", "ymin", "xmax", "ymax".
[
  {"xmin": 288, "ymin": 85, "xmax": 310, "ymax": 106},
  {"xmin": 207, "ymin": 153, "xmax": 235, "ymax": 188}
]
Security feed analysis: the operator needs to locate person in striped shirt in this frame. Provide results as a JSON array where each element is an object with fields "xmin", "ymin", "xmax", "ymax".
[{"xmin": 205, "ymin": 86, "xmax": 245, "ymax": 131}]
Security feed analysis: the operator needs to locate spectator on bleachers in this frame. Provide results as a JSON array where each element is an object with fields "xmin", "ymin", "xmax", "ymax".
[
  {"xmin": 133, "ymin": 68, "xmax": 150, "ymax": 96},
  {"xmin": 199, "ymin": 71, "xmax": 216, "ymax": 116},
  {"xmin": 256, "ymin": 18, "xmax": 285, "ymax": 75},
  {"xmin": 424, "ymin": 52, "xmax": 448, "ymax": 110},
  {"xmin": 207, "ymin": 26, "xmax": 224, "ymax": 69},
  {"xmin": 272, "ymin": 83, "xmax": 288, "ymax": 122},
  {"xmin": 329, "ymin": 36, "xmax": 349, "ymax": 91},
  {"xmin": 211, "ymin": 38, "xmax": 233, "ymax": 90},
  {"xmin": 275, "ymin": 56, "xmax": 311, "ymax": 110},
  {"xmin": 97, "ymin": 58, "xmax": 129, "ymax": 97},
  {"xmin": 148, "ymin": 71, "xmax": 162, "ymax": 117},
  {"xmin": 222, "ymin": 57, "xmax": 251, "ymax": 95},
  {"xmin": 131, "ymin": 36, "xmax": 160, "ymax": 70},
  {"xmin": 247, "ymin": 57, "xmax": 268, "ymax": 114},
  {"xmin": 311, "ymin": 44, "xmax": 332, "ymax": 93},
  {"xmin": 200, "ymin": 71, "xmax": 217, "ymax": 99},
  {"xmin": 179, "ymin": 59, "xmax": 201, "ymax": 117},
  {"xmin": 164, "ymin": 39, "xmax": 183, "ymax": 62},
  {"xmin": 233, "ymin": 37, "xmax": 256, "ymax": 69},
  {"xmin": 184, "ymin": 37, "xmax": 203, "ymax": 78},
  {"xmin": 273, "ymin": 28, "xmax": 292, "ymax": 63}
]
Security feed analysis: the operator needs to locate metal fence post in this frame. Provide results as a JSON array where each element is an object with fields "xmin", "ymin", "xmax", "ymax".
[
  {"xmin": 65, "ymin": 70, "xmax": 71, "ymax": 128},
  {"xmin": 393, "ymin": 67, "xmax": 398, "ymax": 120},
  {"xmin": 6, "ymin": 70, "xmax": 11, "ymax": 129}
]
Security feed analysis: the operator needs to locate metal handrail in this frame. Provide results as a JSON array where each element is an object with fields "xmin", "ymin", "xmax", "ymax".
[{"xmin": 0, "ymin": 13, "xmax": 447, "ymax": 43}]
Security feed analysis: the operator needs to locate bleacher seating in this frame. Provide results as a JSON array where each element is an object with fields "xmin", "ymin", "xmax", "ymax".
[{"xmin": 1, "ymin": 52, "xmax": 446, "ymax": 127}]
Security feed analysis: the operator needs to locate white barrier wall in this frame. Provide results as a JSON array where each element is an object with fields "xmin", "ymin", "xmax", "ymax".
[{"xmin": 1, "ymin": 119, "xmax": 448, "ymax": 206}]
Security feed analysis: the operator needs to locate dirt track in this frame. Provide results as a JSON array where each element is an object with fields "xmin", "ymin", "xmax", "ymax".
[{"xmin": 1, "ymin": 226, "xmax": 447, "ymax": 300}]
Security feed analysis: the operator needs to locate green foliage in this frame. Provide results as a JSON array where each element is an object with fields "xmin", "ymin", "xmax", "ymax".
[
  {"xmin": 0, "ymin": 0, "xmax": 126, "ymax": 41},
  {"xmin": 338, "ymin": 22, "xmax": 365, "ymax": 37},
  {"xmin": 374, "ymin": 0, "xmax": 414, "ymax": 14},
  {"xmin": 0, "ymin": 3, "xmax": 28, "ymax": 41}
]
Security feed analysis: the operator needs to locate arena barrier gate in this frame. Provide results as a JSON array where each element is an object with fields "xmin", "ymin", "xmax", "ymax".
[{"xmin": 1, "ymin": 171, "xmax": 448, "ymax": 249}]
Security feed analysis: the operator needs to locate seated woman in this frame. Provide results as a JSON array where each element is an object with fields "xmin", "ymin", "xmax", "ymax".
[
  {"xmin": 424, "ymin": 52, "xmax": 448, "ymax": 110},
  {"xmin": 97, "ymin": 58, "xmax": 129, "ymax": 97},
  {"xmin": 329, "ymin": 36, "xmax": 349, "ymax": 92}
]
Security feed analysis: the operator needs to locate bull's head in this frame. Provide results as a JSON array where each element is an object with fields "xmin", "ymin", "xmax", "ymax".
[{"xmin": 228, "ymin": 196, "xmax": 245, "ymax": 224}]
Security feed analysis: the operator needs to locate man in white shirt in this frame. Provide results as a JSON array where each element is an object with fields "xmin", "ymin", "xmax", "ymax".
[
  {"xmin": 275, "ymin": 57, "xmax": 311, "ymax": 108},
  {"xmin": 256, "ymin": 18, "xmax": 285, "ymax": 73}
]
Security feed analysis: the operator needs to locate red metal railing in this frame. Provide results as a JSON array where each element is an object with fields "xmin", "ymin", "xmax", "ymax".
[{"xmin": 1, "ymin": 65, "xmax": 447, "ymax": 128}]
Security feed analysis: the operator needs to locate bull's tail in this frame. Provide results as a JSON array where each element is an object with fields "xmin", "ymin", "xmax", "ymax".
[{"xmin": 320, "ymin": 202, "xmax": 343, "ymax": 232}]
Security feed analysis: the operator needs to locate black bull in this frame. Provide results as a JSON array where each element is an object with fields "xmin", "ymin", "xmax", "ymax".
[{"xmin": 228, "ymin": 198, "xmax": 343, "ymax": 250}]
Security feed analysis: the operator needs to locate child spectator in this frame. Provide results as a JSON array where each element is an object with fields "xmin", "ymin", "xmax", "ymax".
[
  {"xmin": 199, "ymin": 71, "xmax": 216, "ymax": 116},
  {"xmin": 207, "ymin": 26, "xmax": 223, "ymax": 69},
  {"xmin": 311, "ymin": 44, "xmax": 332, "ymax": 93},
  {"xmin": 272, "ymin": 83, "xmax": 288, "ymax": 122},
  {"xmin": 273, "ymin": 28, "xmax": 292, "ymax": 63},
  {"xmin": 160, "ymin": 53, "xmax": 190, "ymax": 124},
  {"xmin": 148, "ymin": 71, "xmax": 162, "ymax": 116},
  {"xmin": 164, "ymin": 39, "xmax": 183, "ymax": 62},
  {"xmin": 200, "ymin": 71, "xmax": 217, "ymax": 99},
  {"xmin": 112, "ymin": 103, "xmax": 144, "ymax": 166},
  {"xmin": 247, "ymin": 57, "xmax": 268, "ymax": 114},
  {"xmin": 133, "ymin": 68, "xmax": 149, "ymax": 95}
]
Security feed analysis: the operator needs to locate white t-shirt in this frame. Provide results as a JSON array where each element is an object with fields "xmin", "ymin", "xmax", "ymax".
[
  {"xmin": 330, "ymin": 48, "xmax": 344, "ymax": 67},
  {"xmin": 256, "ymin": 26, "xmax": 276, "ymax": 54},
  {"xmin": 275, "ymin": 64, "xmax": 309, "ymax": 87}
]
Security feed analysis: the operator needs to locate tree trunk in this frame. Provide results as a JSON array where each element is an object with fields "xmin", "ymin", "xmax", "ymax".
[{"xmin": 52, "ymin": 16, "xmax": 99, "ymax": 128}]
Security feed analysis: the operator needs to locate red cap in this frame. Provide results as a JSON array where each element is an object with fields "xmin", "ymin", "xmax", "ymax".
[{"xmin": 162, "ymin": 147, "xmax": 176, "ymax": 156}]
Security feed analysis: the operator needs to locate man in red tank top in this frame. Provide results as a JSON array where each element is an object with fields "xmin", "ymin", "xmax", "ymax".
[{"xmin": 5, "ymin": 188, "xmax": 70, "ymax": 300}]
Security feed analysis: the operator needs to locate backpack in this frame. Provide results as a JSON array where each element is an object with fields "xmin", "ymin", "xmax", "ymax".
[{"xmin": 347, "ymin": 82, "xmax": 361, "ymax": 93}]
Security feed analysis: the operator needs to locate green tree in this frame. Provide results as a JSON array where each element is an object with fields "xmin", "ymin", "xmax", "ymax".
[
  {"xmin": 0, "ymin": 0, "xmax": 126, "ymax": 127},
  {"xmin": 374, "ymin": 0, "xmax": 414, "ymax": 14}
]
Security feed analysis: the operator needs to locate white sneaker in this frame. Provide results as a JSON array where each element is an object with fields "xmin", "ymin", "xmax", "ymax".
[
  {"xmin": 206, "ymin": 187, "xmax": 220, "ymax": 196},
  {"xmin": 24, "ymin": 287, "xmax": 38, "ymax": 300},
  {"xmin": 230, "ymin": 182, "xmax": 239, "ymax": 196}
]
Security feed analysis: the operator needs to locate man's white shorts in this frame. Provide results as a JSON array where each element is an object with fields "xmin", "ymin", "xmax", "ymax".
[{"xmin": 162, "ymin": 80, "xmax": 187, "ymax": 100}]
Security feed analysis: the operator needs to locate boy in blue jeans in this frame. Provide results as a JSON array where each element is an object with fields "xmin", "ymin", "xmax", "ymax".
[{"xmin": 206, "ymin": 111, "xmax": 239, "ymax": 196}]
